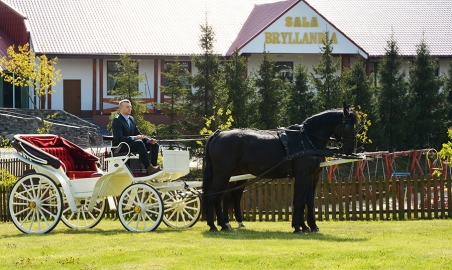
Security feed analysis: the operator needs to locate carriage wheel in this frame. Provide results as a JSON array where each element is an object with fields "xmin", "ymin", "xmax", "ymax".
[
  {"xmin": 61, "ymin": 196, "xmax": 106, "ymax": 229},
  {"xmin": 162, "ymin": 188, "xmax": 201, "ymax": 228},
  {"xmin": 117, "ymin": 183, "xmax": 164, "ymax": 232},
  {"xmin": 9, "ymin": 173, "xmax": 63, "ymax": 234}
]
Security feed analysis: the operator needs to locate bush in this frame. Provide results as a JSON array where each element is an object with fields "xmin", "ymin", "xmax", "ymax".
[
  {"xmin": 0, "ymin": 168, "xmax": 17, "ymax": 187},
  {"xmin": 0, "ymin": 137, "xmax": 11, "ymax": 148}
]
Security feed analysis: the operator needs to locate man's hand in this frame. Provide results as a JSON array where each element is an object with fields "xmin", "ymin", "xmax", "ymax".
[{"xmin": 135, "ymin": 135, "xmax": 146, "ymax": 140}]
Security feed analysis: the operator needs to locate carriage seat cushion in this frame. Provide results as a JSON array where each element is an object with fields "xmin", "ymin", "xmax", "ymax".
[{"xmin": 41, "ymin": 147, "xmax": 98, "ymax": 179}]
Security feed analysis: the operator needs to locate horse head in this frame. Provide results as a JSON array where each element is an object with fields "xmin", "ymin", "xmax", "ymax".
[
  {"xmin": 330, "ymin": 102, "xmax": 356, "ymax": 155},
  {"xmin": 302, "ymin": 102, "xmax": 357, "ymax": 155}
]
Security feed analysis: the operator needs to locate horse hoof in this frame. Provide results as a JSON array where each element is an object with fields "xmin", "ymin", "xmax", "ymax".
[
  {"xmin": 209, "ymin": 228, "xmax": 218, "ymax": 232},
  {"xmin": 302, "ymin": 228, "xmax": 311, "ymax": 233},
  {"xmin": 310, "ymin": 227, "xmax": 320, "ymax": 233},
  {"xmin": 221, "ymin": 226, "xmax": 230, "ymax": 231},
  {"xmin": 293, "ymin": 229, "xmax": 305, "ymax": 234}
]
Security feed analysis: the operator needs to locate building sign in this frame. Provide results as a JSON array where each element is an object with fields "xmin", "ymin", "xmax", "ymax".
[
  {"xmin": 239, "ymin": 1, "xmax": 367, "ymax": 58},
  {"xmin": 265, "ymin": 17, "xmax": 338, "ymax": 45}
]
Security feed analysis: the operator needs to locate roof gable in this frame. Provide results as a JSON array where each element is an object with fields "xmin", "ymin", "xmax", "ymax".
[
  {"xmin": 226, "ymin": 0, "xmax": 298, "ymax": 55},
  {"xmin": 228, "ymin": 0, "xmax": 368, "ymax": 57}
]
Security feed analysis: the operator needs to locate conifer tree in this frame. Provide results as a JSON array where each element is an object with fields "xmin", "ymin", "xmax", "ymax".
[
  {"xmin": 445, "ymin": 61, "xmax": 452, "ymax": 128},
  {"xmin": 341, "ymin": 57, "xmax": 375, "ymax": 150},
  {"xmin": 183, "ymin": 18, "xmax": 226, "ymax": 135},
  {"xmin": 107, "ymin": 53, "xmax": 155, "ymax": 135},
  {"xmin": 254, "ymin": 50, "xmax": 284, "ymax": 129},
  {"xmin": 224, "ymin": 50, "xmax": 258, "ymax": 128},
  {"xmin": 311, "ymin": 31, "xmax": 342, "ymax": 111},
  {"xmin": 377, "ymin": 36, "xmax": 408, "ymax": 151},
  {"xmin": 158, "ymin": 57, "xmax": 190, "ymax": 137},
  {"xmin": 407, "ymin": 39, "xmax": 444, "ymax": 148},
  {"xmin": 283, "ymin": 56, "xmax": 315, "ymax": 125}
]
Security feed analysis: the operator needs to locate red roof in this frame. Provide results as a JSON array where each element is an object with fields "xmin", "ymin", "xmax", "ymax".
[
  {"xmin": 227, "ymin": 0, "xmax": 298, "ymax": 55},
  {"xmin": 0, "ymin": 0, "xmax": 29, "ymax": 60}
]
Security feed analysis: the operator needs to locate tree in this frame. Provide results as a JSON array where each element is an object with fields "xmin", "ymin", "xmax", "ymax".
[
  {"xmin": 158, "ymin": 57, "xmax": 191, "ymax": 137},
  {"xmin": 341, "ymin": 57, "xmax": 375, "ymax": 151},
  {"xmin": 183, "ymin": 18, "xmax": 227, "ymax": 136},
  {"xmin": 254, "ymin": 50, "xmax": 284, "ymax": 129},
  {"xmin": 282, "ymin": 56, "xmax": 316, "ymax": 126},
  {"xmin": 407, "ymin": 39, "xmax": 444, "ymax": 149},
  {"xmin": 224, "ymin": 50, "xmax": 258, "ymax": 128},
  {"xmin": 445, "ymin": 60, "xmax": 452, "ymax": 128},
  {"xmin": 107, "ymin": 53, "xmax": 155, "ymax": 135},
  {"xmin": 0, "ymin": 43, "xmax": 61, "ymax": 123},
  {"xmin": 377, "ymin": 36, "xmax": 408, "ymax": 151},
  {"xmin": 311, "ymin": 31, "xmax": 342, "ymax": 111}
]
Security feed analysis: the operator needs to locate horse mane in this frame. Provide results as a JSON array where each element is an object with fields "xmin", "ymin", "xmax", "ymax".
[{"xmin": 302, "ymin": 109, "xmax": 357, "ymax": 130}]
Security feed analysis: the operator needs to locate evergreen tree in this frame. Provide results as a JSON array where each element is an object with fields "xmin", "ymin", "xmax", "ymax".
[
  {"xmin": 445, "ymin": 61, "xmax": 452, "ymax": 128},
  {"xmin": 377, "ymin": 36, "xmax": 408, "ymax": 151},
  {"xmin": 224, "ymin": 50, "xmax": 258, "ymax": 128},
  {"xmin": 407, "ymin": 39, "xmax": 444, "ymax": 149},
  {"xmin": 106, "ymin": 54, "xmax": 155, "ymax": 135},
  {"xmin": 254, "ymin": 50, "xmax": 284, "ymax": 129},
  {"xmin": 183, "ymin": 18, "xmax": 226, "ymax": 135},
  {"xmin": 311, "ymin": 31, "xmax": 342, "ymax": 111},
  {"xmin": 341, "ymin": 57, "xmax": 375, "ymax": 151},
  {"xmin": 158, "ymin": 57, "xmax": 190, "ymax": 137},
  {"xmin": 283, "ymin": 56, "xmax": 316, "ymax": 125}
]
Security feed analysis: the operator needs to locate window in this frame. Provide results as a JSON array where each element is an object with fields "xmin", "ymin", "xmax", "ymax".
[
  {"xmin": 275, "ymin": 61, "xmax": 293, "ymax": 81},
  {"xmin": 163, "ymin": 61, "xmax": 191, "ymax": 89},
  {"xmin": 369, "ymin": 62, "xmax": 378, "ymax": 87},
  {"xmin": 106, "ymin": 61, "xmax": 139, "ymax": 95}
]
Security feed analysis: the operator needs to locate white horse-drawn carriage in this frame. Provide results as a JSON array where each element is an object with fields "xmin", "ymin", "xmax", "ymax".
[
  {"xmin": 9, "ymin": 129, "xmax": 363, "ymax": 234},
  {"xmin": 9, "ymin": 134, "xmax": 203, "ymax": 234}
]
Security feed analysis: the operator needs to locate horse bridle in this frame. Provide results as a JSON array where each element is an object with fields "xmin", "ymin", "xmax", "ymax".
[{"xmin": 331, "ymin": 115, "xmax": 355, "ymax": 150}]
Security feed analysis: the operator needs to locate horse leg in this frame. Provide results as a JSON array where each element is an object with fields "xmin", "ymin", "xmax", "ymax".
[
  {"xmin": 221, "ymin": 191, "xmax": 232, "ymax": 229},
  {"xmin": 215, "ymin": 194, "xmax": 230, "ymax": 231},
  {"xmin": 232, "ymin": 185, "xmax": 245, "ymax": 228},
  {"xmin": 306, "ymin": 175, "xmax": 320, "ymax": 232},
  {"xmin": 292, "ymin": 174, "xmax": 310, "ymax": 234},
  {"xmin": 204, "ymin": 191, "xmax": 219, "ymax": 231}
]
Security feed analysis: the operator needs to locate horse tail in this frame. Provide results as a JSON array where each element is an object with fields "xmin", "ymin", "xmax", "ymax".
[{"xmin": 202, "ymin": 130, "xmax": 220, "ymax": 193}]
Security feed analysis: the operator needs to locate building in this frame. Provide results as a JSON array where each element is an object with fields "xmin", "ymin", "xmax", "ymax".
[{"xmin": 1, "ymin": 0, "xmax": 451, "ymax": 127}]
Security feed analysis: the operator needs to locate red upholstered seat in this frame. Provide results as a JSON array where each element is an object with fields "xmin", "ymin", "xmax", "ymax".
[{"xmin": 41, "ymin": 147, "xmax": 98, "ymax": 179}]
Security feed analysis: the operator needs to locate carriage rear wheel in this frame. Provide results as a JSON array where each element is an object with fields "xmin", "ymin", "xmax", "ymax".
[
  {"xmin": 162, "ymin": 188, "xmax": 201, "ymax": 228},
  {"xmin": 117, "ymin": 183, "xmax": 164, "ymax": 232},
  {"xmin": 61, "ymin": 196, "xmax": 106, "ymax": 229},
  {"xmin": 9, "ymin": 173, "xmax": 63, "ymax": 234}
]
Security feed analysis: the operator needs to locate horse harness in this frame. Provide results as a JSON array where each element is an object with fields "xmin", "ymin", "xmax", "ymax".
[{"xmin": 277, "ymin": 125, "xmax": 332, "ymax": 177}]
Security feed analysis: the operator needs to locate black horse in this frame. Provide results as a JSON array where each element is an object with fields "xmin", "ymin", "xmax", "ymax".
[{"xmin": 202, "ymin": 104, "xmax": 357, "ymax": 233}]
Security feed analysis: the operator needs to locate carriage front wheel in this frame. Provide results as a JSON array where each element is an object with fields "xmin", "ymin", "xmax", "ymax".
[
  {"xmin": 162, "ymin": 188, "xmax": 201, "ymax": 228},
  {"xmin": 117, "ymin": 183, "xmax": 164, "ymax": 232},
  {"xmin": 9, "ymin": 173, "xmax": 63, "ymax": 234}
]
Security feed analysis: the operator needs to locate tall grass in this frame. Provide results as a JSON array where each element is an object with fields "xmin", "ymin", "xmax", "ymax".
[{"xmin": 1, "ymin": 219, "xmax": 451, "ymax": 269}]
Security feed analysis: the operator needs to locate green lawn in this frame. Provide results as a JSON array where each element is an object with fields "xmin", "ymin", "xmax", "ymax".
[{"xmin": 1, "ymin": 219, "xmax": 451, "ymax": 269}]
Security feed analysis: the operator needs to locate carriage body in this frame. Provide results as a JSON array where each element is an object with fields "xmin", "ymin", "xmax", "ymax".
[{"xmin": 9, "ymin": 134, "xmax": 201, "ymax": 234}]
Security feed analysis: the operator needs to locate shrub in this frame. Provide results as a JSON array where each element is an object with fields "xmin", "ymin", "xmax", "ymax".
[{"xmin": 0, "ymin": 168, "xmax": 17, "ymax": 187}]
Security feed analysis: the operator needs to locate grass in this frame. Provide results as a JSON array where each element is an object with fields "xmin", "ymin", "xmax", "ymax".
[{"xmin": 1, "ymin": 219, "xmax": 452, "ymax": 269}]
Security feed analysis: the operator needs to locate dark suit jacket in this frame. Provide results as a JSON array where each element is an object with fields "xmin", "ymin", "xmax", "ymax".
[{"xmin": 111, "ymin": 114, "xmax": 142, "ymax": 147}]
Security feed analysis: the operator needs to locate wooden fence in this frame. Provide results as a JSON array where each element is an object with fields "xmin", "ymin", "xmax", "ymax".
[
  {"xmin": 1, "ymin": 157, "xmax": 451, "ymax": 222},
  {"xmin": 239, "ymin": 176, "xmax": 451, "ymax": 222}
]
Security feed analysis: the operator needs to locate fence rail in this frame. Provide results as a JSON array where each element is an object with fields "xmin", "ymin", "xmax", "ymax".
[{"xmin": 1, "ymin": 156, "xmax": 451, "ymax": 222}]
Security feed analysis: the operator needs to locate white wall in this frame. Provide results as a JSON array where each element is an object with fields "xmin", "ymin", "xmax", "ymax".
[
  {"xmin": 247, "ymin": 53, "xmax": 342, "ymax": 77},
  {"xmin": 51, "ymin": 58, "xmax": 93, "ymax": 110}
]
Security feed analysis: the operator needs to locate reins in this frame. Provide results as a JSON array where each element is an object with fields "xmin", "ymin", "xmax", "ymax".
[{"xmin": 192, "ymin": 148, "xmax": 334, "ymax": 198}]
